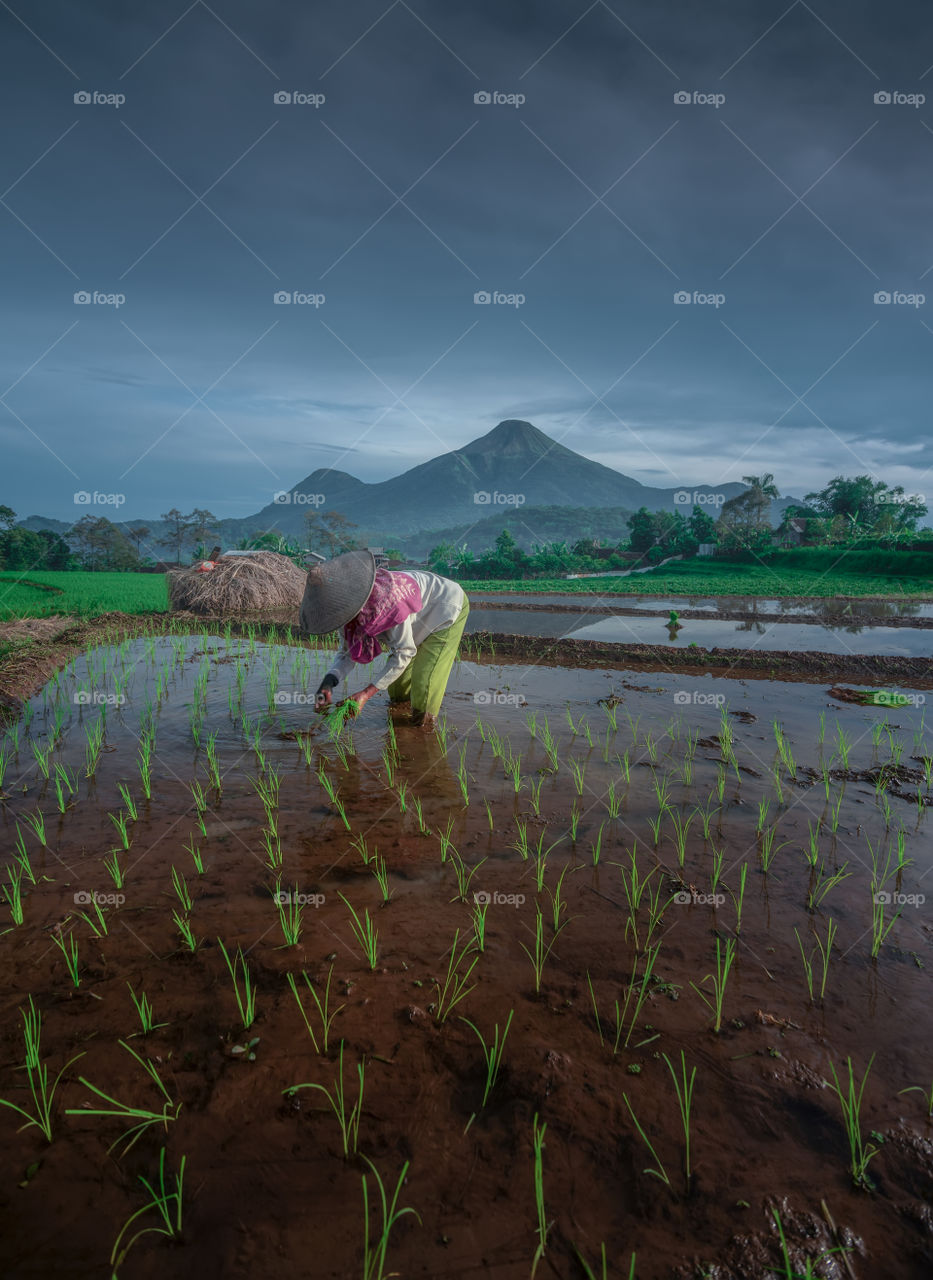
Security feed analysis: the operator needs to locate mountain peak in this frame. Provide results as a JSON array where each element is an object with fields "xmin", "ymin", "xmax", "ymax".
[{"xmin": 462, "ymin": 419, "xmax": 552, "ymax": 454}]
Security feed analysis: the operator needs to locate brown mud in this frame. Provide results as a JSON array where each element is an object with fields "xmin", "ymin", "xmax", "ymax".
[{"xmin": 0, "ymin": 635, "xmax": 931, "ymax": 1278}]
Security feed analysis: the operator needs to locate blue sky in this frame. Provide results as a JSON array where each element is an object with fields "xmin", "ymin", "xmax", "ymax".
[{"xmin": 1, "ymin": 0, "xmax": 931, "ymax": 521}]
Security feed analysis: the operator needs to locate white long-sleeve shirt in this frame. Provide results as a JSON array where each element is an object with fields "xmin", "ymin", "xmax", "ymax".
[{"xmin": 323, "ymin": 570, "xmax": 467, "ymax": 692}]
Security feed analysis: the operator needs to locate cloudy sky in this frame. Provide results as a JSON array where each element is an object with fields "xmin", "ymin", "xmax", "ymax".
[{"xmin": 1, "ymin": 0, "xmax": 931, "ymax": 521}]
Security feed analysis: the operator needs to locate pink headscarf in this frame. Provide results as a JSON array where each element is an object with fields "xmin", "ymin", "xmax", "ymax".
[{"xmin": 344, "ymin": 568, "xmax": 422, "ymax": 663}]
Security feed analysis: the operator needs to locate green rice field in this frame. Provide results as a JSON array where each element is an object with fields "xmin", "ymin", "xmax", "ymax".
[{"xmin": 0, "ymin": 572, "xmax": 170, "ymax": 620}]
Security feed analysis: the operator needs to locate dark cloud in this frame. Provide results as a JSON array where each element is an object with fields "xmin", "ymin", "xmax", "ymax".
[{"xmin": 1, "ymin": 0, "xmax": 930, "ymax": 520}]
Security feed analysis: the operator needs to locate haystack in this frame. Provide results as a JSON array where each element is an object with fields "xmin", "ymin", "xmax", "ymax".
[{"xmin": 167, "ymin": 552, "xmax": 307, "ymax": 617}]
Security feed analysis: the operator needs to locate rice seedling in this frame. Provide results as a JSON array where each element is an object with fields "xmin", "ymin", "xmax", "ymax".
[
  {"xmin": 360, "ymin": 1155, "xmax": 421, "ymax": 1280},
  {"xmin": 2, "ymin": 864, "xmax": 25, "ymax": 925},
  {"xmin": 170, "ymin": 865, "xmax": 193, "ymax": 915},
  {"xmin": 616, "ymin": 845, "xmax": 657, "ymax": 952},
  {"xmin": 206, "ymin": 731, "xmax": 222, "ymax": 792},
  {"xmin": 483, "ymin": 797, "xmax": 494, "ymax": 831},
  {"xmin": 284, "ymin": 1039, "xmax": 365, "ymax": 1157},
  {"xmin": 184, "ymin": 837, "xmax": 204, "ymax": 876},
  {"xmin": 668, "ymin": 809, "xmax": 693, "ymax": 866},
  {"xmin": 287, "ymin": 964, "xmax": 344, "ymax": 1054},
  {"xmin": 274, "ymin": 885, "xmax": 304, "ymax": 945},
  {"xmin": 84, "ymin": 716, "xmax": 105, "ymax": 778},
  {"xmin": 807, "ymin": 859, "xmax": 851, "ymax": 912},
  {"xmin": 662, "ymin": 1049, "xmax": 696, "ymax": 1189},
  {"xmin": 622, "ymin": 1092, "xmax": 670, "ymax": 1186},
  {"xmin": 568, "ymin": 757, "xmax": 586, "ymax": 795},
  {"xmin": 381, "ymin": 744, "xmax": 396, "ymax": 785},
  {"xmin": 137, "ymin": 736, "xmax": 152, "ymax": 801},
  {"xmin": 53, "ymin": 764, "xmax": 77, "ymax": 813},
  {"xmin": 690, "ymin": 935, "xmax": 736, "ymax": 1033},
  {"xmin": 869, "ymin": 883, "xmax": 901, "ymax": 959},
  {"xmin": 589, "ymin": 820, "xmax": 606, "ymax": 866},
  {"xmin": 803, "ymin": 820, "xmax": 821, "ymax": 869},
  {"xmin": 410, "ymin": 795, "xmax": 428, "ymax": 834},
  {"xmin": 116, "ymin": 781, "xmax": 137, "ymax": 822},
  {"xmin": 370, "ymin": 855, "xmax": 392, "ymax": 904},
  {"xmin": 173, "ymin": 910, "xmax": 200, "ymax": 953},
  {"xmin": 827, "ymin": 1054, "xmax": 880, "ymax": 1189},
  {"xmin": 834, "ymin": 726, "xmax": 852, "ymax": 770},
  {"xmin": 456, "ymin": 747, "xmax": 470, "ymax": 806},
  {"xmin": 350, "ymin": 833, "xmax": 373, "ymax": 866},
  {"xmin": 0, "ymin": 997, "xmax": 84, "ymax": 1141},
  {"xmin": 127, "ymin": 983, "xmax": 168, "ymax": 1036},
  {"xmin": 531, "ymin": 1113, "xmax": 550, "ymax": 1277},
  {"xmin": 105, "ymin": 809, "xmax": 131, "ymax": 851},
  {"xmin": 519, "ymin": 904, "xmax": 565, "ymax": 996},
  {"xmin": 528, "ymin": 774, "xmax": 544, "ymax": 816},
  {"xmin": 731, "ymin": 863, "xmax": 748, "ymax": 933},
  {"xmin": 31, "ymin": 739, "xmax": 52, "ymax": 779},
  {"xmin": 217, "ymin": 938, "xmax": 257, "ymax": 1029},
  {"xmin": 574, "ymin": 1244, "xmax": 637, "ymax": 1280},
  {"xmin": 338, "ymin": 893, "xmax": 379, "ymax": 970},
  {"xmin": 437, "ymin": 814, "xmax": 456, "ymax": 863},
  {"xmin": 530, "ymin": 829, "xmax": 563, "ymax": 893},
  {"xmin": 51, "ymin": 927, "xmax": 81, "ymax": 987},
  {"xmin": 22, "ymin": 808, "xmax": 47, "ymax": 848},
  {"xmin": 433, "ymin": 928, "xmax": 479, "ymax": 1021},
  {"xmin": 795, "ymin": 918, "xmax": 837, "ymax": 1004},
  {"xmin": 756, "ymin": 797, "xmax": 771, "ymax": 835},
  {"xmin": 109, "ymin": 1147, "xmax": 186, "ymax": 1275},
  {"xmin": 511, "ymin": 818, "xmax": 529, "ymax": 861},
  {"xmin": 73, "ymin": 894, "xmax": 109, "ymax": 937},
  {"xmin": 67, "ymin": 1040, "xmax": 181, "ymax": 1155},
  {"xmin": 899, "ymin": 1078, "xmax": 933, "ymax": 1118},
  {"xmin": 544, "ymin": 863, "xmax": 573, "ymax": 933},
  {"xmin": 617, "ymin": 942, "xmax": 661, "ymax": 1050},
  {"xmin": 604, "ymin": 780, "xmax": 622, "ymax": 819},
  {"xmin": 568, "ymin": 800, "xmax": 582, "ymax": 843},
  {"xmin": 471, "ymin": 896, "xmax": 489, "ymax": 951}
]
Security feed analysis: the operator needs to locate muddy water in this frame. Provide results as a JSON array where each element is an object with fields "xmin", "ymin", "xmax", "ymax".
[
  {"xmin": 0, "ymin": 634, "xmax": 931, "ymax": 1279},
  {"xmin": 470, "ymin": 593, "xmax": 933, "ymax": 620},
  {"xmin": 466, "ymin": 608, "xmax": 933, "ymax": 657}
]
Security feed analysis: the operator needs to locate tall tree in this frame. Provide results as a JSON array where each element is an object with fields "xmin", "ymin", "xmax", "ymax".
[
  {"xmin": 304, "ymin": 509, "xmax": 360, "ymax": 558},
  {"xmin": 159, "ymin": 508, "xmax": 194, "ymax": 562}
]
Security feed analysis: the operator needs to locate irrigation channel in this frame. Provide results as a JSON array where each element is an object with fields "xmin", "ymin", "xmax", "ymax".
[{"xmin": 0, "ymin": 625, "xmax": 931, "ymax": 1278}]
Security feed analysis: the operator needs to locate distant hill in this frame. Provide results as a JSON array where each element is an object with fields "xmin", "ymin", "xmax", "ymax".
[
  {"xmin": 243, "ymin": 419, "xmax": 751, "ymax": 538},
  {"xmin": 394, "ymin": 504, "xmax": 640, "ymax": 559},
  {"xmin": 15, "ymin": 420, "xmax": 804, "ymax": 550}
]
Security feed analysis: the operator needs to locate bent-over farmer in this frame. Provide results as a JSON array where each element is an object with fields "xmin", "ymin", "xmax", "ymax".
[{"xmin": 300, "ymin": 550, "xmax": 469, "ymax": 729}]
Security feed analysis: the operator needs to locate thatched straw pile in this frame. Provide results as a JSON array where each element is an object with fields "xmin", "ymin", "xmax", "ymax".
[{"xmin": 167, "ymin": 552, "xmax": 307, "ymax": 617}]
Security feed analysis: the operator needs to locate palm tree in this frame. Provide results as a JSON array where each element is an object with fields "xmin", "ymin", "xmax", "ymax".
[{"xmin": 741, "ymin": 473, "xmax": 779, "ymax": 499}]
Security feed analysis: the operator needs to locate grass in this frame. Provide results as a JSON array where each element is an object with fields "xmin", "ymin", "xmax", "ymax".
[
  {"xmin": 217, "ymin": 938, "xmax": 257, "ymax": 1029},
  {"xmin": 827, "ymin": 1054, "xmax": 881, "ymax": 1190},
  {"xmin": 287, "ymin": 965, "xmax": 344, "ymax": 1054},
  {"xmin": 0, "ymin": 996, "xmax": 85, "ymax": 1141},
  {"xmin": 66, "ymin": 1040, "xmax": 181, "ymax": 1155},
  {"xmin": 360, "ymin": 1156, "xmax": 421, "ymax": 1280},
  {"xmin": 110, "ymin": 1147, "xmax": 186, "ymax": 1275},
  {"xmin": 0, "ymin": 570, "xmax": 169, "ymax": 619},
  {"xmin": 283, "ymin": 1039, "xmax": 365, "ymax": 1157}
]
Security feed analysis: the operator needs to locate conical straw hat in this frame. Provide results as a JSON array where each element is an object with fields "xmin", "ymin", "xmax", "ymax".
[{"xmin": 298, "ymin": 549, "xmax": 377, "ymax": 635}]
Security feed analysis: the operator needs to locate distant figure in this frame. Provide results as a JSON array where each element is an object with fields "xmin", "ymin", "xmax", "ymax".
[{"xmin": 300, "ymin": 550, "xmax": 469, "ymax": 730}]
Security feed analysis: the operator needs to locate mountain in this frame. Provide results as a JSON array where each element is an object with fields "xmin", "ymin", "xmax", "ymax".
[{"xmin": 244, "ymin": 419, "xmax": 748, "ymax": 538}]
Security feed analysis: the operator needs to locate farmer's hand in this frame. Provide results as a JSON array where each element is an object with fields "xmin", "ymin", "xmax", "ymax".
[
  {"xmin": 314, "ymin": 687, "xmax": 333, "ymax": 712},
  {"xmin": 347, "ymin": 684, "xmax": 379, "ymax": 715}
]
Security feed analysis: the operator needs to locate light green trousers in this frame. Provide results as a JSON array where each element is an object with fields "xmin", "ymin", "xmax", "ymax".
[{"xmin": 386, "ymin": 598, "xmax": 469, "ymax": 717}]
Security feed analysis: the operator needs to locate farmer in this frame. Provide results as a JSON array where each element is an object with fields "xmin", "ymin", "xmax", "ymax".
[{"xmin": 301, "ymin": 550, "xmax": 469, "ymax": 729}]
